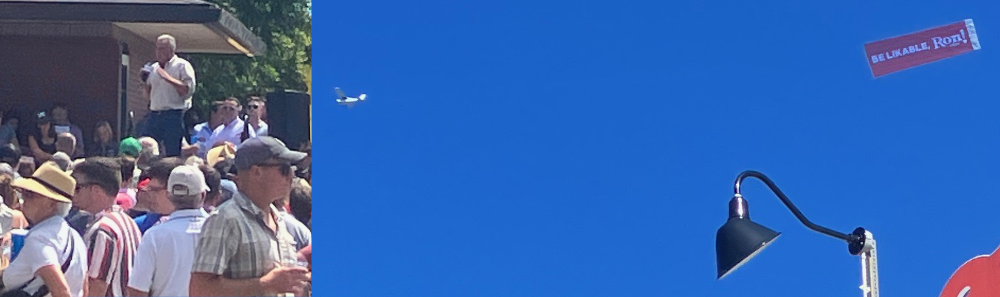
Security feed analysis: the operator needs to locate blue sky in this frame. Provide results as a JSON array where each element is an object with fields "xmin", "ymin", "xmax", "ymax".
[{"xmin": 313, "ymin": 1, "xmax": 1000, "ymax": 296}]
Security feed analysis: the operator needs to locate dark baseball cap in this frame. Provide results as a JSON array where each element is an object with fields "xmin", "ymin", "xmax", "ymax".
[
  {"xmin": 36, "ymin": 111, "xmax": 51, "ymax": 124},
  {"xmin": 234, "ymin": 136, "xmax": 307, "ymax": 171}
]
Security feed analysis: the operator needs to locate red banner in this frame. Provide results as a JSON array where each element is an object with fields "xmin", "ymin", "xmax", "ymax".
[{"xmin": 865, "ymin": 19, "xmax": 981, "ymax": 78}]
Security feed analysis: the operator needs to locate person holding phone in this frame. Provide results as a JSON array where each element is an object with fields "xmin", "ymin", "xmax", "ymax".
[{"xmin": 49, "ymin": 104, "xmax": 85, "ymax": 159}]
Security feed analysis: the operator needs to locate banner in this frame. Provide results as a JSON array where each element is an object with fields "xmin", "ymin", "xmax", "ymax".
[{"xmin": 865, "ymin": 19, "xmax": 981, "ymax": 78}]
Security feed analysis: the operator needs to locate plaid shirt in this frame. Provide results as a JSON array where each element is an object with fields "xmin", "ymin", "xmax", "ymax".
[{"xmin": 191, "ymin": 191, "xmax": 299, "ymax": 284}]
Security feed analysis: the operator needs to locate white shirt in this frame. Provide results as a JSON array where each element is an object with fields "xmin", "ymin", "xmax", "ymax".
[
  {"xmin": 279, "ymin": 212, "xmax": 310, "ymax": 250},
  {"xmin": 128, "ymin": 209, "xmax": 209, "ymax": 296},
  {"xmin": 254, "ymin": 121, "xmax": 269, "ymax": 137},
  {"xmin": 147, "ymin": 55, "xmax": 196, "ymax": 111},
  {"xmin": 2, "ymin": 215, "xmax": 88, "ymax": 297},
  {"xmin": 191, "ymin": 122, "xmax": 215, "ymax": 158},
  {"xmin": 205, "ymin": 118, "xmax": 256, "ymax": 149}
]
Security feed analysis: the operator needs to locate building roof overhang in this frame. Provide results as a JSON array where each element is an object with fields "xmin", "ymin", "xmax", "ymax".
[{"xmin": 0, "ymin": 0, "xmax": 266, "ymax": 56}]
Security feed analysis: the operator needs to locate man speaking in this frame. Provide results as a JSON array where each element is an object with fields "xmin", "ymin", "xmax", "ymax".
[{"xmin": 142, "ymin": 34, "xmax": 196, "ymax": 157}]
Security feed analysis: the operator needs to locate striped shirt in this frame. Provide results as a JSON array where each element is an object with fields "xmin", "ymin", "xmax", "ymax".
[
  {"xmin": 192, "ymin": 191, "xmax": 298, "ymax": 295},
  {"xmin": 85, "ymin": 206, "xmax": 143, "ymax": 297}
]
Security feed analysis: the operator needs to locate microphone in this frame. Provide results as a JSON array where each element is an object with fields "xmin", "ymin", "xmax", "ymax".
[{"xmin": 140, "ymin": 62, "xmax": 155, "ymax": 83}]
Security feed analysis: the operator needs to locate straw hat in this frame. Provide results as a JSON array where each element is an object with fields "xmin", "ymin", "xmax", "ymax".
[
  {"xmin": 11, "ymin": 162, "xmax": 75, "ymax": 203},
  {"xmin": 206, "ymin": 142, "xmax": 237, "ymax": 168}
]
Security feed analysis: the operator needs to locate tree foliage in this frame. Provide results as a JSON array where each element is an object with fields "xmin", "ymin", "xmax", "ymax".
[{"xmin": 185, "ymin": 0, "xmax": 311, "ymax": 117}]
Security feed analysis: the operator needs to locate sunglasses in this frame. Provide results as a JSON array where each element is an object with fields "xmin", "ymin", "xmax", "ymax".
[
  {"xmin": 139, "ymin": 185, "xmax": 167, "ymax": 193},
  {"xmin": 75, "ymin": 182, "xmax": 99, "ymax": 192},
  {"xmin": 257, "ymin": 162, "xmax": 295, "ymax": 176},
  {"xmin": 14, "ymin": 188, "xmax": 35, "ymax": 198}
]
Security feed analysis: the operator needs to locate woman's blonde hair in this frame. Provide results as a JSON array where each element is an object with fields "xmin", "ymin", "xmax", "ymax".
[{"xmin": 94, "ymin": 121, "xmax": 113, "ymax": 143}]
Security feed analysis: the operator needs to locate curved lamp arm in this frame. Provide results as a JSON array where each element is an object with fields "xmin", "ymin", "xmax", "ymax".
[{"xmin": 734, "ymin": 170, "xmax": 867, "ymax": 254}]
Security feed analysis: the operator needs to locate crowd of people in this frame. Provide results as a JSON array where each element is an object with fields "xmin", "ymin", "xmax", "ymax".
[{"xmin": 0, "ymin": 34, "xmax": 313, "ymax": 297}]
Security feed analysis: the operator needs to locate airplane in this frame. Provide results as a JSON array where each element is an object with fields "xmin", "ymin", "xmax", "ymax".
[{"xmin": 335, "ymin": 87, "xmax": 367, "ymax": 107}]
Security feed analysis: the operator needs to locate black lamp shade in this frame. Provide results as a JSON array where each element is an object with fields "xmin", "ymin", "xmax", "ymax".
[{"xmin": 716, "ymin": 217, "xmax": 780, "ymax": 279}]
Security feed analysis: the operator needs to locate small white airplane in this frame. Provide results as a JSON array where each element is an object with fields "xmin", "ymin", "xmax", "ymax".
[{"xmin": 335, "ymin": 87, "xmax": 367, "ymax": 107}]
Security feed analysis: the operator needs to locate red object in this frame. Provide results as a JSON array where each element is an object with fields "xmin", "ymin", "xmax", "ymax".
[
  {"xmin": 940, "ymin": 245, "xmax": 1000, "ymax": 297},
  {"xmin": 115, "ymin": 191, "xmax": 135, "ymax": 210},
  {"xmin": 865, "ymin": 19, "xmax": 981, "ymax": 78}
]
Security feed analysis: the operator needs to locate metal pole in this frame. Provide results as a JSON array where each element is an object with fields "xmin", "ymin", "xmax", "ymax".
[{"xmin": 858, "ymin": 231, "xmax": 879, "ymax": 297}]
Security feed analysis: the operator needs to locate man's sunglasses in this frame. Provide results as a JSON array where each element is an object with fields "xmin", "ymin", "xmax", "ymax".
[
  {"xmin": 257, "ymin": 162, "xmax": 295, "ymax": 176},
  {"xmin": 139, "ymin": 185, "xmax": 168, "ymax": 193},
  {"xmin": 75, "ymin": 182, "xmax": 99, "ymax": 192}
]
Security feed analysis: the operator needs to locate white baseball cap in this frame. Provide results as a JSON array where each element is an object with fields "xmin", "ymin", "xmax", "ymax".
[{"xmin": 167, "ymin": 165, "xmax": 208, "ymax": 196}]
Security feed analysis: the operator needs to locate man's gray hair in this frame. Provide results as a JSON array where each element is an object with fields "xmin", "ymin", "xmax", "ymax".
[
  {"xmin": 157, "ymin": 34, "xmax": 177, "ymax": 51},
  {"xmin": 169, "ymin": 193, "xmax": 203, "ymax": 210},
  {"xmin": 137, "ymin": 137, "xmax": 160, "ymax": 155},
  {"xmin": 54, "ymin": 201, "xmax": 72, "ymax": 217},
  {"xmin": 56, "ymin": 133, "xmax": 76, "ymax": 153},
  {"xmin": 50, "ymin": 153, "xmax": 73, "ymax": 172},
  {"xmin": 57, "ymin": 132, "xmax": 76, "ymax": 142}
]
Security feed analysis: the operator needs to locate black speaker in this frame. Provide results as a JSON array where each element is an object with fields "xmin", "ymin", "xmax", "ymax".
[{"xmin": 265, "ymin": 90, "xmax": 311, "ymax": 149}]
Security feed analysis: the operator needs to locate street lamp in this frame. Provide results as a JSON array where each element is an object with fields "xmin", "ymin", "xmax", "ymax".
[{"xmin": 715, "ymin": 171, "xmax": 880, "ymax": 297}]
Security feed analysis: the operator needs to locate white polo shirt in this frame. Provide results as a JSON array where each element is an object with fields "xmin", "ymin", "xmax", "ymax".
[
  {"xmin": 205, "ymin": 118, "xmax": 256, "ymax": 148},
  {"xmin": 1, "ymin": 215, "xmax": 88, "ymax": 297},
  {"xmin": 147, "ymin": 55, "xmax": 196, "ymax": 111},
  {"xmin": 127, "ymin": 208, "xmax": 209, "ymax": 297}
]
